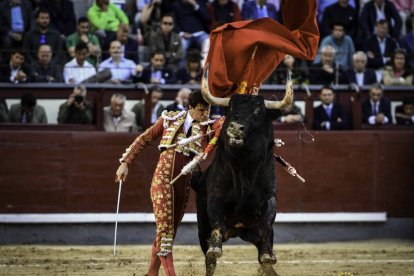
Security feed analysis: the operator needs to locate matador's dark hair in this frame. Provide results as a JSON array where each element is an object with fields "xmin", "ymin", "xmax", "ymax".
[{"xmin": 189, "ymin": 90, "xmax": 208, "ymax": 108}]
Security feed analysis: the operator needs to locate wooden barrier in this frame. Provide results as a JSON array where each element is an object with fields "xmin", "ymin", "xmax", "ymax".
[{"xmin": 0, "ymin": 130, "xmax": 413, "ymax": 217}]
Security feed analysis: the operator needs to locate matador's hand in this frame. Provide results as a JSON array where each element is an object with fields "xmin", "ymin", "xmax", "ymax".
[{"xmin": 115, "ymin": 162, "xmax": 129, "ymax": 182}]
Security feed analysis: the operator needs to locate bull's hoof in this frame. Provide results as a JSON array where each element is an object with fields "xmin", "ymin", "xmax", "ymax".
[
  {"xmin": 206, "ymin": 246, "xmax": 222, "ymax": 259},
  {"xmin": 260, "ymin": 263, "xmax": 278, "ymax": 276},
  {"xmin": 259, "ymin": 253, "xmax": 277, "ymax": 265}
]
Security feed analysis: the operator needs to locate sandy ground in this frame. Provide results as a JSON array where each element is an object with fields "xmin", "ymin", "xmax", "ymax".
[{"xmin": 0, "ymin": 240, "xmax": 413, "ymax": 276}]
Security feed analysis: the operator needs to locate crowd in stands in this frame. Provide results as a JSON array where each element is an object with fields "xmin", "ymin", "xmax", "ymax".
[{"xmin": 0, "ymin": 0, "xmax": 413, "ymax": 128}]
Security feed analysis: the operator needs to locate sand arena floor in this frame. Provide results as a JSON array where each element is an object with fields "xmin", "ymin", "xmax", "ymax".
[{"xmin": 0, "ymin": 240, "xmax": 413, "ymax": 275}]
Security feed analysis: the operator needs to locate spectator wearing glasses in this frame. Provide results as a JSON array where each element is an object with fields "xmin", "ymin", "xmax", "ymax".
[
  {"xmin": 148, "ymin": 14, "xmax": 184, "ymax": 71},
  {"xmin": 22, "ymin": 9, "xmax": 63, "ymax": 65},
  {"xmin": 67, "ymin": 17, "xmax": 102, "ymax": 67},
  {"xmin": 29, "ymin": 44, "xmax": 63, "ymax": 83},
  {"xmin": 63, "ymin": 42, "xmax": 97, "ymax": 84}
]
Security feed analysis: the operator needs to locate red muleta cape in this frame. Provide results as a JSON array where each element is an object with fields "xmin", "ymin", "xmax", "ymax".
[{"xmin": 205, "ymin": 0, "xmax": 320, "ymax": 97}]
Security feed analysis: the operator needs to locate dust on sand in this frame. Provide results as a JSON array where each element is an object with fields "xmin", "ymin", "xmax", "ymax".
[{"xmin": 0, "ymin": 240, "xmax": 413, "ymax": 275}]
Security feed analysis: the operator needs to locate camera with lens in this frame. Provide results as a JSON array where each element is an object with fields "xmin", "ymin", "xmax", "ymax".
[{"xmin": 74, "ymin": 95, "xmax": 84, "ymax": 103}]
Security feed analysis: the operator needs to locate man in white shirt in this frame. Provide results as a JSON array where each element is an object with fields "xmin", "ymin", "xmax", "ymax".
[
  {"xmin": 103, "ymin": 93, "xmax": 137, "ymax": 132},
  {"xmin": 99, "ymin": 40, "xmax": 143, "ymax": 83},
  {"xmin": 344, "ymin": 51, "xmax": 377, "ymax": 86},
  {"xmin": 63, "ymin": 42, "xmax": 97, "ymax": 84}
]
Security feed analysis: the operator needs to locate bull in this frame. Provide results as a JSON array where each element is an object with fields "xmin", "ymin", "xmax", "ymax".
[{"xmin": 193, "ymin": 72, "xmax": 293, "ymax": 275}]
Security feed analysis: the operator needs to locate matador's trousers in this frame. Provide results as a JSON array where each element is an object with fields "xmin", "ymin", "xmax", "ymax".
[{"xmin": 150, "ymin": 149, "xmax": 191, "ymax": 256}]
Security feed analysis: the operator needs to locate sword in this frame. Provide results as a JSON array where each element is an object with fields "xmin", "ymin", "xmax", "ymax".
[{"xmin": 113, "ymin": 179, "xmax": 123, "ymax": 256}]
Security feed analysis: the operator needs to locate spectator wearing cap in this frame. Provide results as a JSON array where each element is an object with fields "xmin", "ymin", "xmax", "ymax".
[
  {"xmin": 395, "ymin": 97, "xmax": 414, "ymax": 125},
  {"xmin": 345, "ymin": 51, "xmax": 377, "ymax": 86},
  {"xmin": 135, "ymin": 51, "xmax": 176, "ymax": 84},
  {"xmin": 0, "ymin": 0, "xmax": 32, "ymax": 59},
  {"xmin": 22, "ymin": 9, "xmax": 63, "ymax": 65},
  {"xmin": 176, "ymin": 50, "xmax": 203, "ymax": 84},
  {"xmin": 383, "ymin": 48, "xmax": 413, "ymax": 85},
  {"xmin": 99, "ymin": 40, "xmax": 143, "ymax": 83},
  {"xmin": 172, "ymin": 0, "xmax": 210, "ymax": 52},
  {"xmin": 208, "ymin": 0, "xmax": 241, "ymax": 30},
  {"xmin": 67, "ymin": 17, "xmax": 102, "ymax": 66},
  {"xmin": 87, "ymin": 0, "xmax": 129, "ymax": 34},
  {"xmin": 29, "ymin": 44, "xmax": 63, "ymax": 83},
  {"xmin": 0, "ymin": 48, "xmax": 31, "ymax": 83},
  {"xmin": 63, "ymin": 42, "xmax": 97, "ymax": 84},
  {"xmin": 38, "ymin": 0, "xmax": 76, "ymax": 38},
  {"xmin": 131, "ymin": 85, "xmax": 165, "ymax": 128},
  {"xmin": 58, "ymin": 85, "xmax": 94, "ymax": 125},
  {"xmin": 8, "ymin": 92, "xmax": 48, "ymax": 123},
  {"xmin": 362, "ymin": 83, "xmax": 391, "ymax": 125},
  {"xmin": 103, "ymin": 23, "xmax": 139, "ymax": 63},
  {"xmin": 148, "ymin": 14, "xmax": 184, "ymax": 71}
]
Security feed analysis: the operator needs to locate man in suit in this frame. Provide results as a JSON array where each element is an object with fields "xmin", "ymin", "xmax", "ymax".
[
  {"xmin": 361, "ymin": 83, "xmax": 391, "ymax": 125},
  {"xmin": 345, "ymin": 51, "xmax": 377, "ymax": 86},
  {"xmin": 148, "ymin": 14, "xmax": 184, "ymax": 71},
  {"xmin": 241, "ymin": 0, "xmax": 280, "ymax": 22},
  {"xmin": 0, "ymin": 0, "xmax": 32, "ymax": 58},
  {"xmin": 8, "ymin": 92, "xmax": 48, "ymax": 124},
  {"xmin": 29, "ymin": 44, "xmax": 64, "ymax": 83},
  {"xmin": 135, "ymin": 51, "xmax": 176, "ymax": 84},
  {"xmin": 309, "ymin": 45, "xmax": 346, "ymax": 85},
  {"xmin": 131, "ymin": 85, "xmax": 165, "ymax": 129},
  {"xmin": 313, "ymin": 85, "xmax": 348, "ymax": 130},
  {"xmin": 362, "ymin": 19, "xmax": 399, "ymax": 70},
  {"xmin": 359, "ymin": 0, "xmax": 402, "ymax": 40},
  {"xmin": 103, "ymin": 93, "xmax": 137, "ymax": 132},
  {"xmin": 0, "ymin": 49, "xmax": 31, "ymax": 83}
]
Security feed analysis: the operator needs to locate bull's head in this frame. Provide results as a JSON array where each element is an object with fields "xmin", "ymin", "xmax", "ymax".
[{"xmin": 201, "ymin": 67, "xmax": 294, "ymax": 148}]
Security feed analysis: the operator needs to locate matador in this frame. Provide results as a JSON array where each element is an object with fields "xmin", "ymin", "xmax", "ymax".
[{"xmin": 115, "ymin": 91, "xmax": 222, "ymax": 276}]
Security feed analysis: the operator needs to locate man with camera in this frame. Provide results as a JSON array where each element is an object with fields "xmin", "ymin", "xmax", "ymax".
[{"xmin": 57, "ymin": 85, "xmax": 94, "ymax": 124}]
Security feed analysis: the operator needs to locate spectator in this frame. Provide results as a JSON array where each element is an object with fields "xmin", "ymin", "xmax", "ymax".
[
  {"xmin": 314, "ymin": 23, "xmax": 355, "ymax": 69},
  {"xmin": 57, "ymin": 85, "xmax": 94, "ymax": 124},
  {"xmin": 87, "ymin": 0, "xmax": 129, "ymax": 34},
  {"xmin": 0, "ymin": 48, "xmax": 31, "ymax": 83},
  {"xmin": 241, "ymin": 0, "xmax": 280, "ymax": 21},
  {"xmin": 140, "ymin": 0, "xmax": 170, "ymax": 42},
  {"xmin": 317, "ymin": 0, "xmax": 358, "ymax": 23},
  {"xmin": 22, "ymin": 9, "xmax": 63, "ymax": 65},
  {"xmin": 359, "ymin": 0, "xmax": 402, "ymax": 40},
  {"xmin": 309, "ymin": 45, "xmax": 346, "ymax": 85},
  {"xmin": 313, "ymin": 85, "xmax": 348, "ymax": 130},
  {"xmin": 0, "ymin": 0, "xmax": 32, "ymax": 59},
  {"xmin": 67, "ymin": 17, "xmax": 102, "ymax": 67},
  {"xmin": 103, "ymin": 93, "xmax": 137, "ymax": 132},
  {"xmin": 393, "ymin": 0, "xmax": 414, "ymax": 36},
  {"xmin": 400, "ymin": 15, "xmax": 414, "ymax": 68},
  {"xmin": 38, "ymin": 0, "xmax": 76, "ymax": 38},
  {"xmin": 172, "ymin": 0, "xmax": 210, "ymax": 52},
  {"xmin": 271, "ymin": 54, "xmax": 309, "ymax": 85},
  {"xmin": 99, "ymin": 40, "xmax": 142, "ymax": 83},
  {"xmin": 345, "ymin": 51, "xmax": 377, "ymax": 86},
  {"xmin": 0, "ymin": 99, "xmax": 8, "ymax": 122},
  {"xmin": 320, "ymin": 0, "xmax": 358, "ymax": 39},
  {"xmin": 131, "ymin": 85, "xmax": 165, "ymax": 128},
  {"xmin": 383, "ymin": 48, "xmax": 413, "ymax": 85},
  {"xmin": 103, "ymin": 23, "xmax": 139, "ymax": 63},
  {"xmin": 8, "ymin": 92, "xmax": 48, "ymax": 123},
  {"xmin": 176, "ymin": 50, "xmax": 202, "ymax": 84},
  {"xmin": 395, "ymin": 97, "xmax": 414, "ymax": 125},
  {"xmin": 166, "ymin": 87, "xmax": 191, "ymax": 111},
  {"xmin": 135, "ymin": 51, "xmax": 175, "ymax": 84},
  {"xmin": 208, "ymin": 0, "xmax": 242, "ymax": 30},
  {"xmin": 362, "ymin": 83, "xmax": 391, "ymax": 125},
  {"xmin": 362, "ymin": 20, "xmax": 399, "ymax": 72},
  {"xmin": 148, "ymin": 14, "xmax": 184, "ymax": 71},
  {"xmin": 277, "ymin": 102, "xmax": 303, "ymax": 124},
  {"xmin": 124, "ymin": 0, "xmax": 149, "ymax": 25},
  {"xmin": 29, "ymin": 44, "xmax": 64, "ymax": 83},
  {"xmin": 63, "ymin": 42, "xmax": 97, "ymax": 84}
]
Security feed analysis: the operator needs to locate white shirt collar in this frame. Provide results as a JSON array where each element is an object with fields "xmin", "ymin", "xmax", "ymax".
[
  {"xmin": 184, "ymin": 111, "xmax": 194, "ymax": 134},
  {"xmin": 323, "ymin": 103, "xmax": 333, "ymax": 109}
]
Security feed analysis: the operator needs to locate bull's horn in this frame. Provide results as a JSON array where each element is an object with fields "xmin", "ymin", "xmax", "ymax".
[
  {"xmin": 201, "ymin": 66, "xmax": 230, "ymax": 107},
  {"xmin": 264, "ymin": 70, "xmax": 293, "ymax": 110}
]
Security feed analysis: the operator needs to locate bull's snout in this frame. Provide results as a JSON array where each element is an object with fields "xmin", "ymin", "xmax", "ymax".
[{"xmin": 227, "ymin": 122, "xmax": 245, "ymax": 147}]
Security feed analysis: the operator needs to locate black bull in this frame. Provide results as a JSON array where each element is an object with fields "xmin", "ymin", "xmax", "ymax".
[{"xmin": 193, "ymin": 94, "xmax": 282, "ymax": 275}]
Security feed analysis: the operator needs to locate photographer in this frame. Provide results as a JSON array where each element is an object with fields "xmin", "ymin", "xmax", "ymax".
[{"xmin": 57, "ymin": 85, "xmax": 94, "ymax": 124}]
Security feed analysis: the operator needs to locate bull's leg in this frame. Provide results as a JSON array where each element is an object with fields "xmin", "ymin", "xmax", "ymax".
[{"xmin": 206, "ymin": 195, "xmax": 228, "ymax": 259}]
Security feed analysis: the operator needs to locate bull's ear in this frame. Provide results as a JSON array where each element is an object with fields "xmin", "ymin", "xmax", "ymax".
[{"xmin": 266, "ymin": 109, "xmax": 282, "ymax": 121}]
